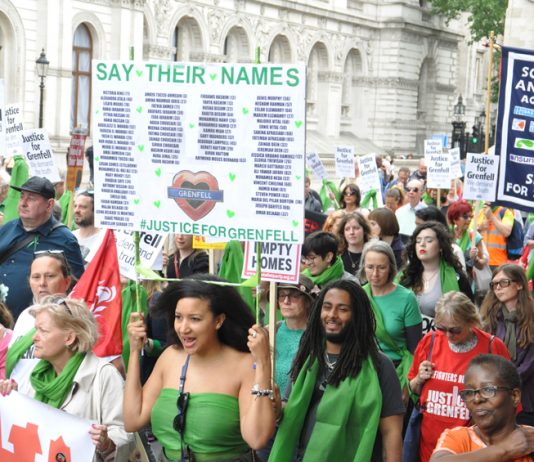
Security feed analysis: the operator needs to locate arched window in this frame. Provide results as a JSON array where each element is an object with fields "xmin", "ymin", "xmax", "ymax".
[
  {"xmin": 71, "ymin": 24, "xmax": 92, "ymax": 133},
  {"xmin": 268, "ymin": 35, "xmax": 292, "ymax": 63},
  {"xmin": 172, "ymin": 17, "xmax": 203, "ymax": 62},
  {"xmin": 223, "ymin": 26, "xmax": 249, "ymax": 62}
]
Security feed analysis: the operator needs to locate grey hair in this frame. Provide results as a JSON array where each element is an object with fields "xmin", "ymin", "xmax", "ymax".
[
  {"xmin": 358, "ymin": 240, "xmax": 397, "ymax": 285},
  {"xmin": 29, "ymin": 296, "xmax": 99, "ymax": 353},
  {"xmin": 435, "ymin": 291, "xmax": 481, "ymax": 327}
]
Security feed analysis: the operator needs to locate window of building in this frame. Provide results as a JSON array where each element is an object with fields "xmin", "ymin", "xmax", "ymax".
[{"xmin": 71, "ymin": 24, "xmax": 92, "ymax": 133}]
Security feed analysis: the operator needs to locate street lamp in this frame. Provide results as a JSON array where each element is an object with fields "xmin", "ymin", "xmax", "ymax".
[
  {"xmin": 451, "ymin": 95, "xmax": 467, "ymax": 158},
  {"xmin": 35, "ymin": 49, "xmax": 49, "ymax": 128}
]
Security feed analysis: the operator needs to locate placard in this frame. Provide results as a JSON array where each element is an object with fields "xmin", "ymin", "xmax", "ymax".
[
  {"xmin": 495, "ymin": 46, "xmax": 534, "ymax": 212},
  {"xmin": 115, "ymin": 229, "xmax": 165, "ymax": 280},
  {"xmin": 425, "ymin": 139, "xmax": 451, "ymax": 188},
  {"xmin": 0, "ymin": 391, "xmax": 95, "ymax": 461},
  {"xmin": 20, "ymin": 129, "xmax": 60, "ymax": 183},
  {"xmin": 335, "ymin": 145, "xmax": 355, "ymax": 178},
  {"xmin": 66, "ymin": 132, "xmax": 87, "ymax": 191},
  {"xmin": 449, "ymin": 147, "xmax": 462, "ymax": 179},
  {"xmin": 424, "ymin": 139, "xmax": 443, "ymax": 156},
  {"xmin": 92, "ymin": 61, "xmax": 306, "ymax": 244},
  {"xmin": 4, "ymin": 103, "xmax": 24, "ymax": 156},
  {"xmin": 192, "ymin": 235, "xmax": 227, "ymax": 250},
  {"xmin": 242, "ymin": 241, "xmax": 301, "ymax": 283},
  {"xmin": 306, "ymin": 151, "xmax": 327, "ymax": 181},
  {"xmin": 463, "ymin": 153, "xmax": 498, "ymax": 202},
  {"xmin": 0, "ymin": 80, "xmax": 5, "ymax": 160},
  {"xmin": 358, "ymin": 153, "xmax": 383, "ymax": 207}
]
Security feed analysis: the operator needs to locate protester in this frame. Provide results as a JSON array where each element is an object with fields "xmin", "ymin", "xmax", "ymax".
[
  {"xmin": 386, "ymin": 167, "xmax": 410, "ymax": 192},
  {"xmin": 269, "ymin": 279, "xmax": 404, "ymax": 461},
  {"xmin": 304, "ymin": 176, "xmax": 323, "ymax": 213},
  {"xmin": 385, "ymin": 187, "xmax": 406, "ymax": 213},
  {"xmin": 0, "ymin": 297, "xmax": 133, "ymax": 460},
  {"xmin": 359, "ymin": 241, "xmax": 422, "ymax": 402},
  {"xmin": 0, "ymin": 176, "xmax": 84, "ymax": 320},
  {"xmin": 274, "ymin": 275, "xmax": 315, "ymax": 396},
  {"xmin": 336, "ymin": 212, "xmax": 372, "ymax": 278},
  {"xmin": 301, "ymin": 230, "xmax": 358, "ymax": 288},
  {"xmin": 478, "ymin": 203, "xmax": 514, "ymax": 269},
  {"xmin": 124, "ymin": 275, "xmax": 276, "ymax": 461},
  {"xmin": 0, "ymin": 286, "xmax": 13, "ymax": 379},
  {"xmin": 399, "ymin": 222, "xmax": 472, "ymax": 333},
  {"xmin": 396, "ymin": 179, "xmax": 427, "ymax": 243},
  {"xmin": 368, "ymin": 207, "xmax": 406, "ymax": 269},
  {"xmin": 322, "ymin": 209, "xmax": 346, "ymax": 235},
  {"xmin": 165, "ymin": 234, "xmax": 209, "ymax": 278},
  {"xmin": 410, "ymin": 158, "xmax": 427, "ymax": 183},
  {"xmin": 431, "ymin": 355, "xmax": 534, "ymax": 461},
  {"xmin": 480, "ymin": 264, "xmax": 534, "ymax": 426},
  {"xmin": 339, "ymin": 183, "xmax": 362, "ymax": 213},
  {"xmin": 73, "ymin": 190, "xmax": 105, "ymax": 265},
  {"xmin": 407, "ymin": 292, "xmax": 510, "ymax": 462}
]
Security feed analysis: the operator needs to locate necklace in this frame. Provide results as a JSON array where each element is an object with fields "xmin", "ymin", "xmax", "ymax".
[
  {"xmin": 423, "ymin": 269, "xmax": 439, "ymax": 285},
  {"xmin": 448, "ymin": 334, "xmax": 478, "ymax": 353},
  {"xmin": 325, "ymin": 353, "xmax": 338, "ymax": 370},
  {"xmin": 346, "ymin": 251, "xmax": 360, "ymax": 270}
]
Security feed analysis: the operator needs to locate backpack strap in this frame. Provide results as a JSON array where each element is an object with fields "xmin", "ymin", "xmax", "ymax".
[
  {"xmin": 489, "ymin": 334, "xmax": 494, "ymax": 354},
  {"xmin": 427, "ymin": 331, "xmax": 436, "ymax": 361}
]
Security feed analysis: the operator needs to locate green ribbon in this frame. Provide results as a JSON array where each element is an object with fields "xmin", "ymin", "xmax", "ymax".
[
  {"xmin": 319, "ymin": 179, "xmax": 340, "ymax": 211},
  {"xmin": 360, "ymin": 189, "xmax": 377, "ymax": 210}
]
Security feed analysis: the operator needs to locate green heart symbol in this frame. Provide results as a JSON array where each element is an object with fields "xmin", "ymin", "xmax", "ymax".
[
  {"xmin": 136, "ymin": 106, "xmax": 143, "ymax": 113},
  {"xmin": 226, "ymin": 210, "xmax": 235, "ymax": 218},
  {"xmin": 95, "ymin": 109, "xmax": 100, "ymax": 115},
  {"xmin": 136, "ymin": 69, "xmax": 143, "ymax": 77},
  {"xmin": 229, "ymin": 173, "xmax": 236, "ymax": 182},
  {"xmin": 134, "ymin": 198, "xmax": 140, "ymax": 205},
  {"xmin": 155, "ymin": 167, "xmax": 161, "ymax": 177},
  {"xmin": 189, "ymin": 122, "xmax": 195, "ymax": 128},
  {"xmin": 210, "ymin": 73, "xmax": 217, "ymax": 81},
  {"xmin": 295, "ymin": 175, "xmax": 302, "ymax": 180},
  {"xmin": 295, "ymin": 120, "xmax": 303, "ymax": 128},
  {"xmin": 94, "ymin": 156, "xmax": 100, "ymax": 162},
  {"xmin": 292, "ymin": 220, "xmax": 299, "ymax": 227},
  {"xmin": 154, "ymin": 200, "xmax": 161, "ymax": 208},
  {"xmin": 138, "ymin": 144, "xmax": 144, "ymax": 152},
  {"xmin": 242, "ymin": 107, "xmax": 249, "ymax": 115}
]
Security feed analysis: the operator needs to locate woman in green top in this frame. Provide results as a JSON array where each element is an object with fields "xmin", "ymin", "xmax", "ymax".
[
  {"xmin": 359, "ymin": 240, "xmax": 422, "ymax": 402},
  {"xmin": 124, "ymin": 274, "xmax": 276, "ymax": 462}
]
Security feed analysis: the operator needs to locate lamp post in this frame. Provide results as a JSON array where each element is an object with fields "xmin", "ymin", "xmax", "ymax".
[
  {"xmin": 35, "ymin": 49, "xmax": 49, "ymax": 128},
  {"xmin": 451, "ymin": 95, "xmax": 466, "ymax": 159}
]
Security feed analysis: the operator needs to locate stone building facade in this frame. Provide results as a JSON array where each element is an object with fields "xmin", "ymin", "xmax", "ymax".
[{"xmin": 0, "ymin": 0, "xmax": 467, "ymax": 164}]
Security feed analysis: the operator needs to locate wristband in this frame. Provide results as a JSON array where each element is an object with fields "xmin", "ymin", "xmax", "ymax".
[{"xmin": 251, "ymin": 384, "xmax": 274, "ymax": 400}]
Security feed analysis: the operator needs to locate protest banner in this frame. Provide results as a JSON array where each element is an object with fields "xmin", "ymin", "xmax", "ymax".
[
  {"xmin": 0, "ymin": 391, "xmax": 94, "ymax": 461},
  {"xmin": 495, "ymin": 45, "xmax": 534, "ymax": 212},
  {"xmin": 306, "ymin": 151, "xmax": 327, "ymax": 181},
  {"xmin": 115, "ymin": 229, "xmax": 165, "ymax": 280},
  {"xmin": 92, "ymin": 61, "xmax": 306, "ymax": 244},
  {"xmin": 66, "ymin": 131, "xmax": 87, "ymax": 191},
  {"xmin": 19, "ymin": 128, "xmax": 60, "ymax": 183},
  {"xmin": 358, "ymin": 153, "xmax": 383, "ymax": 207},
  {"xmin": 242, "ymin": 241, "xmax": 301, "ymax": 283},
  {"xmin": 4, "ymin": 103, "xmax": 24, "ymax": 156},
  {"xmin": 449, "ymin": 147, "xmax": 462, "ymax": 179},
  {"xmin": 0, "ymin": 80, "xmax": 5, "ymax": 159},
  {"xmin": 335, "ymin": 145, "xmax": 355, "ymax": 178},
  {"xmin": 425, "ymin": 139, "xmax": 450, "ymax": 189},
  {"xmin": 463, "ymin": 153, "xmax": 498, "ymax": 202},
  {"xmin": 431, "ymin": 133, "xmax": 447, "ymax": 148}
]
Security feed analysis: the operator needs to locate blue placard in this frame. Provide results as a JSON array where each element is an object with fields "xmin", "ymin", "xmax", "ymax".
[{"xmin": 495, "ymin": 46, "xmax": 534, "ymax": 212}]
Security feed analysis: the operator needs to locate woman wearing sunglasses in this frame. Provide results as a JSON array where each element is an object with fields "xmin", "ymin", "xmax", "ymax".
[
  {"xmin": 480, "ymin": 264, "xmax": 534, "ymax": 426},
  {"xmin": 399, "ymin": 221, "xmax": 473, "ymax": 334},
  {"xmin": 124, "ymin": 274, "xmax": 276, "ymax": 462},
  {"xmin": 431, "ymin": 354, "xmax": 534, "ymax": 461},
  {"xmin": 339, "ymin": 184, "xmax": 361, "ymax": 213},
  {"xmin": 406, "ymin": 292, "xmax": 510, "ymax": 462}
]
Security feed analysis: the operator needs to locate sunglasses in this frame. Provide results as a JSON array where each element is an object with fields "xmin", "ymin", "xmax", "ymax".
[
  {"xmin": 435, "ymin": 325, "xmax": 463, "ymax": 335},
  {"xmin": 172, "ymin": 391, "xmax": 190, "ymax": 436},
  {"xmin": 406, "ymin": 187, "xmax": 420, "ymax": 193},
  {"xmin": 34, "ymin": 249, "xmax": 65, "ymax": 257},
  {"xmin": 489, "ymin": 279, "xmax": 515, "ymax": 290},
  {"xmin": 459, "ymin": 385, "xmax": 513, "ymax": 402},
  {"xmin": 343, "ymin": 190, "xmax": 356, "ymax": 196}
]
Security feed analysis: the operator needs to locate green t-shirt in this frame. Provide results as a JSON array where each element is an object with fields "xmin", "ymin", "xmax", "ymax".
[
  {"xmin": 275, "ymin": 322, "xmax": 304, "ymax": 395},
  {"xmin": 373, "ymin": 285, "xmax": 422, "ymax": 361}
]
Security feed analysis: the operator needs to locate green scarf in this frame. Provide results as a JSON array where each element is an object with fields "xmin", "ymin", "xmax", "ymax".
[
  {"xmin": 440, "ymin": 259, "xmax": 460, "ymax": 293},
  {"xmin": 30, "ymin": 352, "xmax": 86, "ymax": 409},
  {"xmin": 362, "ymin": 284, "xmax": 413, "ymax": 389},
  {"xmin": 456, "ymin": 230, "xmax": 470, "ymax": 253},
  {"xmin": 269, "ymin": 355, "xmax": 382, "ymax": 462},
  {"xmin": 302, "ymin": 256, "xmax": 345, "ymax": 287},
  {"xmin": 5, "ymin": 328, "xmax": 36, "ymax": 378}
]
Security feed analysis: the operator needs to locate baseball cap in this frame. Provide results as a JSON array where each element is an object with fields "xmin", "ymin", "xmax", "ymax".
[
  {"xmin": 278, "ymin": 275, "xmax": 316, "ymax": 301},
  {"xmin": 10, "ymin": 176, "xmax": 55, "ymax": 200}
]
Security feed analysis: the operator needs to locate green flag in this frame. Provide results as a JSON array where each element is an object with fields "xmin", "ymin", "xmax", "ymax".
[
  {"xmin": 2, "ymin": 155, "xmax": 29, "ymax": 223},
  {"xmin": 59, "ymin": 190, "xmax": 75, "ymax": 229}
]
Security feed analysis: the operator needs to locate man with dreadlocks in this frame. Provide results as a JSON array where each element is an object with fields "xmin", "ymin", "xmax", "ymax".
[{"xmin": 269, "ymin": 279, "xmax": 404, "ymax": 462}]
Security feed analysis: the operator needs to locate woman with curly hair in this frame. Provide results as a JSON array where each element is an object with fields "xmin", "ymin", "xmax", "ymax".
[
  {"xmin": 480, "ymin": 263, "xmax": 534, "ymax": 426},
  {"xmin": 399, "ymin": 221, "xmax": 473, "ymax": 334},
  {"xmin": 336, "ymin": 212, "xmax": 373, "ymax": 277}
]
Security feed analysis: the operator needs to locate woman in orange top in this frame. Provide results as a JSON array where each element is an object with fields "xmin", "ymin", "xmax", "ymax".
[{"xmin": 431, "ymin": 354, "xmax": 534, "ymax": 461}]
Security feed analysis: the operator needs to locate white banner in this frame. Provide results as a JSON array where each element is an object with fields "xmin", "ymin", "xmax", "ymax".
[
  {"xmin": 358, "ymin": 153, "xmax": 384, "ymax": 207},
  {"xmin": 92, "ymin": 61, "xmax": 306, "ymax": 244},
  {"xmin": 4, "ymin": 103, "xmax": 24, "ymax": 156},
  {"xmin": 424, "ymin": 139, "xmax": 443, "ymax": 156},
  {"xmin": 463, "ymin": 153, "xmax": 498, "ymax": 202},
  {"xmin": 20, "ymin": 129, "xmax": 60, "ymax": 183},
  {"xmin": 306, "ymin": 151, "xmax": 327, "ymax": 181},
  {"xmin": 335, "ymin": 145, "xmax": 355, "ymax": 178},
  {"xmin": 0, "ymin": 391, "xmax": 95, "ymax": 461},
  {"xmin": 449, "ymin": 147, "xmax": 462, "ymax": 180},
  {"xmin": 114, "ymin": 229, "xmax": 165, "ymax": 280},
  {"xmin": 425, "ymin": 153, "xmax": 451, "ymax": 189},
  {"xmin": 242, "ymin": 241, "xmax": 301, "ymax": 283}
]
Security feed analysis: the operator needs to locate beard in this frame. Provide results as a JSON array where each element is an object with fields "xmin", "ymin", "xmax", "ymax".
[{"xmin": 322, "ymin": 323, "xmax": 350, "ymax": 344}]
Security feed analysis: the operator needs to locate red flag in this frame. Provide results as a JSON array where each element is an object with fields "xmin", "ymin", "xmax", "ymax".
[{"xmin": 70, "ymin": 229, "xmax": 122, "ymax": 356}]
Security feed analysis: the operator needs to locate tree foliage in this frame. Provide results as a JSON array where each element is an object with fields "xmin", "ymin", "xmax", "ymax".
[{"xmin": 430, "ymin": 0, "xmax": 508, "ymax": 42}]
